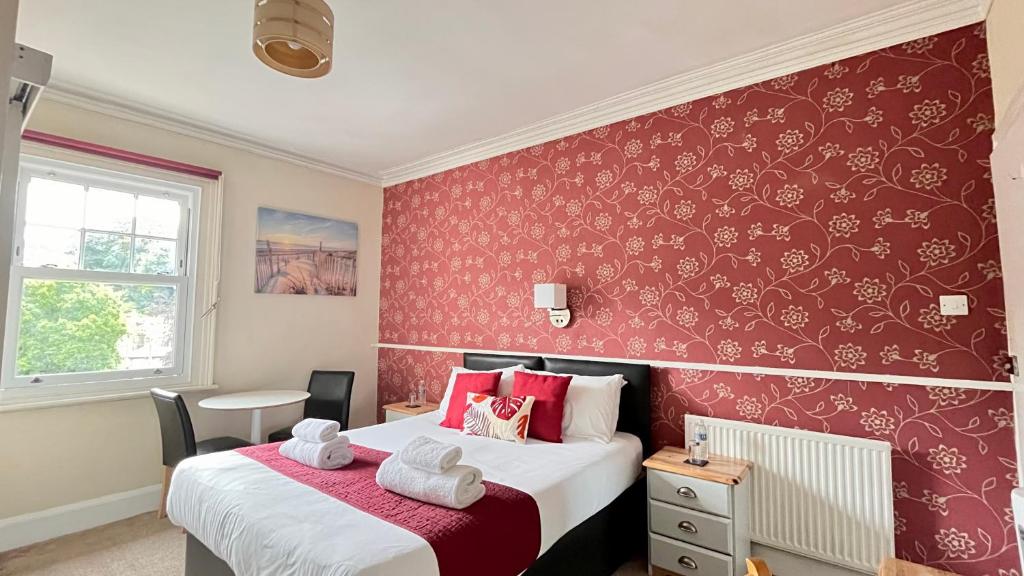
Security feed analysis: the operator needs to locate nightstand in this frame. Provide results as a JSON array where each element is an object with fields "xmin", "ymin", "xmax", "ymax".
[
  {"xmin": 643, "ymin": 446, "xmax": 752, "ymax": 576},
  {"xmin": 383, "ymin": 401, "xmax": 439, "ymax": 423}
]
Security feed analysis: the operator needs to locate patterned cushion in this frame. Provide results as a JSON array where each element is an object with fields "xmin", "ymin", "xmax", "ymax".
[{"xmin": 461, "ymin": 393, "xmax": 535, "ymax": 444}]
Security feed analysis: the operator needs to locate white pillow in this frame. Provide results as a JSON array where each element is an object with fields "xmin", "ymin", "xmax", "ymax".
[
  {"xmin": 521, "ymin": 368, "xmax": 624, "ymax": 443},
  {"xmin": 438, "ymin": 364, "xmax": 525, "ymax": 416}
]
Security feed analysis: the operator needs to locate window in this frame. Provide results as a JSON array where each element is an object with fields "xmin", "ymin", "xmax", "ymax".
[{"xmin": 1, "ymin": 154, "xmax": 211, "ymax": 404}]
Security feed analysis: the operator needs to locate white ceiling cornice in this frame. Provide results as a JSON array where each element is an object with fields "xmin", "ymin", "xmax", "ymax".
[
  {"xmin": 379, "ymin": 0, "xmax": 991, "ymax": 186},
  {"xmin": 40, "ymin": 83, "xmax": 384, "ymax": 186},
  {"xmin": 38, "ymin": 0, "xmax": 990, "ymax": 189}
]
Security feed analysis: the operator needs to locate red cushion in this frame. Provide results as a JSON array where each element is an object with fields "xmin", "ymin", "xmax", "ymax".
[
  {"xmin": 440, "ymin": 372, "xmax": 501, "ymax": 429},
  {"xmin": 512, "ymin": 371, "xmax": 572, "ymax": 443}
]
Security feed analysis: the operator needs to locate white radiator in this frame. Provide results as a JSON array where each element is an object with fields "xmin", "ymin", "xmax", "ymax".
[{"xmin": 684, "ymin": 415, "xmax": 894, "ymax": 574}]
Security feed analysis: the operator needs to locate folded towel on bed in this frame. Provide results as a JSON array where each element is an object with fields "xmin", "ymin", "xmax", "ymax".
[
  {"xmin": 399, "ymin": 436, "xmax": 463, "ymax": 473},
  {"xmin": 279, "ymin": 436, "xmax": 353, "ymax": 469},
  {"xmin": 291, "ymin": 418, "xmax": 343, "ymax": 443},
  {"xmin": 376, "ymin": 454, "xmax": 485, "ymax": 509}
]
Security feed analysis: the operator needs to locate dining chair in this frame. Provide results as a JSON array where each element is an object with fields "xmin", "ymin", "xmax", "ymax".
[
  {"xmin": 745, "ymin": 558, "xmax": 772, "ymax": 576},
  {"xmin": 267, "ymin": 370, "xmax": 355, "ymax": 443},
  {"xmin": 150, "ymin": 388, "xmax": 252, "ymax": 519}
]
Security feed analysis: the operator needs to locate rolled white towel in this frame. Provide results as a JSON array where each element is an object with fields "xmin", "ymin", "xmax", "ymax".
[
  {"xmin": 376, "ymin": 454, "xmax": 485, "ymax": 509},
  {"xmin": 399, "ymin": 436, "xmax": 463, "ymax": 474},
  {"xmin": 291, "ymin": 418, "xmax": 343, "ymax": 443},
  {"xmin": 279, "ymin": 436, "xmax": 353, "ymax": 469}
]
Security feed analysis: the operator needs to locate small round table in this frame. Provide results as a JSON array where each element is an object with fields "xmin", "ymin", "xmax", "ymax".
[{"xmin": 199, "ymin": 390, "xmax": 310, "ymax": 444}]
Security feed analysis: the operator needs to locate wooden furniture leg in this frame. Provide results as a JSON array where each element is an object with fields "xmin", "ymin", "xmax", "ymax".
[
  {"xmin": 158, "ymin": 465, "xmax": 173, "ymax": 519},
  {"xmin": 746, "ymin": 558, "xmax": 773, "ymax": 576}
]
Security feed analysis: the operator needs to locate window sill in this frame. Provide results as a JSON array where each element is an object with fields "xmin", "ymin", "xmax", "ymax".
[{"xmin": 0, "ymin": 383, "xmax": 218, "ymax": 413}]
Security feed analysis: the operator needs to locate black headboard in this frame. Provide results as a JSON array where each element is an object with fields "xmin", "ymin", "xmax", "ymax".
[{"xmin": 463, "ymin": 353, "xmax": 652, "ymax": 455}]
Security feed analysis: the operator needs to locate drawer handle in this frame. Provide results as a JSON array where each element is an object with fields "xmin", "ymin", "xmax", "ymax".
[
  {"xmin": 678, "ymin": 520, "xmax": 698, "ymax": 533},
  {"xmin": 676, "ymin": 486, "xmax": 697, "ymax": 498},
  {"xmin": 678, "ymin": 555, "xmax": 699, "ymax": 570}
]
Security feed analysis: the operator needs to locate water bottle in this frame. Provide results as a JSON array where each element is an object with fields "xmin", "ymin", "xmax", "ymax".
[{"xmin": 691, "ymin": 421, "xmax": 709, "ymax": 465}]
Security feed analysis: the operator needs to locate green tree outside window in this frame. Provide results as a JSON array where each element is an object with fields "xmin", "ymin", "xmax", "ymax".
[{"xmin": 16, "ymin": 280, "xmax": 128, "ymax": 375}]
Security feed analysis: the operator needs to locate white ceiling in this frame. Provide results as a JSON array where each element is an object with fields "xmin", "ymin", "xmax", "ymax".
[{"xmin": 15, "ymin": 1, "xmax": 952, "ymax": 181}]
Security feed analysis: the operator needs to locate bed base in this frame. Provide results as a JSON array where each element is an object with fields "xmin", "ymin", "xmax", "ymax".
[
  {"xmin": 183, "ymin": 475, "xmax": 646, "ymax": 576},
  {"xmin": 523, "ymin": 475, "xmax": 646, "ymax": 575}
]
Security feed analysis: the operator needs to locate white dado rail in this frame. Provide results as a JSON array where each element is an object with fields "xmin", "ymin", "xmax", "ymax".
[{"xmin": 374, "ymin": 343, "xmax": 1016, "ymax": 392}]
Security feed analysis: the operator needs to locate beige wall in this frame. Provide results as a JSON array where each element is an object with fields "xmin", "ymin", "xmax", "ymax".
[
  {"xmin": 988, "ymin": 0, "xmax": 1024, "ymax": 125},
  {"xmin": 0, "ymin": 99, "xmax": 382, "ymax": 519}
]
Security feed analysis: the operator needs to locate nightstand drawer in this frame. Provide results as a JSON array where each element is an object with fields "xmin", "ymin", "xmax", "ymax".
[
  {"xmin": 650, "ymin": 500, "xmax": 732, "ymax": 555},
  {"xmin": 649, "ymin": 469, "xmax": 732, "ymax": 517},
  {"xmin": 650, "ymin": 533, "xmax": 733, "ymax": 576}
]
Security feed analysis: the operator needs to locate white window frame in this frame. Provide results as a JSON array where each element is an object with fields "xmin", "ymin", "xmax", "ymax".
[{"xmin": 0, "ymin": 144, "xmax": 222, "ymax": 408}]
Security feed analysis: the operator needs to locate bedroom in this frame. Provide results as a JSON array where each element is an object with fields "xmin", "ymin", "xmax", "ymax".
[{"xmin": 0, "ymin": 1, "xmax": 1023, "ymax": 575}]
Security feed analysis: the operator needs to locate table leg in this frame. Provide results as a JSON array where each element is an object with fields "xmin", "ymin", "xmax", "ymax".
[{"xmin": 250, "ymin": 409, "xmax": 263, "ymax": 444}]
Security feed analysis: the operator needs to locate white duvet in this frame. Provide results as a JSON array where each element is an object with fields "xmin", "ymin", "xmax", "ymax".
[{"xmin": 167, "ymin": 412, "xmax": 642, "ymax": 576}]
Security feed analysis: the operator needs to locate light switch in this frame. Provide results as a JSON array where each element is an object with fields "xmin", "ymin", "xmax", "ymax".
[{"xmin": 939, "ymin": 295, "xmax": 969, "ymax": 316}]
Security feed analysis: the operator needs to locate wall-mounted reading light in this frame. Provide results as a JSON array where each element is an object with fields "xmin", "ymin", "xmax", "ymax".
[{"xmin": 534, "ymin": 283, "xmax": 571, "ymax": 328}]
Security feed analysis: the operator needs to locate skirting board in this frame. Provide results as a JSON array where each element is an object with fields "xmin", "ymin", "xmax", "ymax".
[
  {"xmin": 0, "ymin": 483, "xmax": 161, "ymax": 553},
  {"xmin": 752, "ymin": 543, "xmax": 865, "ymax": 576}
]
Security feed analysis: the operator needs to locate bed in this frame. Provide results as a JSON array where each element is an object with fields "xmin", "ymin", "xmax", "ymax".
[{"xmin": 171, "ymin": 353, "xmax": 652, "ymax": 576}]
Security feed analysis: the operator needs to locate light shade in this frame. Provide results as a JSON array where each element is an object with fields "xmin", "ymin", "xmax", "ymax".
[
  {"xmin": 253, "ymin": 0, "xmax": 334, "ymax": 79},
  {"xmin": 534, "ymin": 283, "xmax": 567, "ymax": 309}
]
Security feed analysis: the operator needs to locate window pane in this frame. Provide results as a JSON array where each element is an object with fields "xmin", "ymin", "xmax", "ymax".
[
  {"xmin": 85, "ymin": 188, "xmax": 134, "ymax": 233},
  {"xmin": 115, "ymin": 284, "xmax": 178, "ymax": 370},
  {"xmin": 83, "ymin": 232, "xmax": 131, "ymax": 272},
  {"xmin": 135, "ymin": 195, "xmax": 180, "ymax": 238},
  {"xmin": 133, "ymin": 238, "xmax": 177, "ymax": 275},
  {"xmin": 22, "ymin": 225, "xmax": 80, "ymax": 269},
  {"xmin": 25, "ymin": 177, "xmax": 85, "ymax": 228},
  {"xmin": 15, "ymin": 279, "xmax": 176, "ymax": 376}
]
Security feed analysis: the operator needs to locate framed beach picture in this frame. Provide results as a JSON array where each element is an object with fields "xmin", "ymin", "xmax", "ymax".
[{"xmin": 254, "ymin": 207, "xmax": 358, "ymax": 296}]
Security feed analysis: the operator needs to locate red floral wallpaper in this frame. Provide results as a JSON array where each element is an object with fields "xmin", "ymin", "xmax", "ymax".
[
  {"xmin": 377, "ymin": 24, "xmax": 1018, "ymax": 575},
  {"xmin": 380, "ymin": 24, "xmax": 1006, "ymax": 382},
  {"xmin": 378, "ymin": 347, "xmax": 1018, "ymax": 575}
]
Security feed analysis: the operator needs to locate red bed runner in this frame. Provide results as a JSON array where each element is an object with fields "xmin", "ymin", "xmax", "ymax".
[{"xmin": 236, "ymin": 442, "xmax": 541, "ymax": 576}]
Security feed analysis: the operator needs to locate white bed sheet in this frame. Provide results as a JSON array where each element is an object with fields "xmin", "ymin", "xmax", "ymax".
[{"xmin": 167, "ymin": 412, "xmax": 642, "ymax": 576}]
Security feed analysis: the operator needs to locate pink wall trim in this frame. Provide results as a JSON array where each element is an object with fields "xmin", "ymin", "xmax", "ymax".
[{"xmin": 21, "ymin": 129, "xmax": 222, "ymax": 180}]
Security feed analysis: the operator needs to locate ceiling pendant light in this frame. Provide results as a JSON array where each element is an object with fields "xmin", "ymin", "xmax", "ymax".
[{"xmin": 253, "ymin": 0, "xmax": 334, "ymax": 79}]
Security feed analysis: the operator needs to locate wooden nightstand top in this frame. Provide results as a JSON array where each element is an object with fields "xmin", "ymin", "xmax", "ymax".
[
  {"xmin": 643, "ymin": 446, "xmax": 752, "ymax": 485},
  {"xmin": 382, "ymin": 401, "xmax": 439, "ymax": 417}
]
